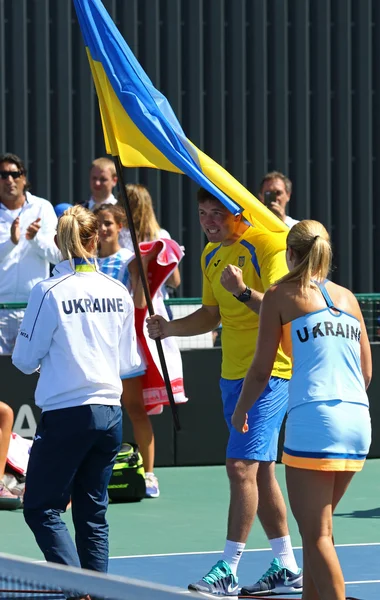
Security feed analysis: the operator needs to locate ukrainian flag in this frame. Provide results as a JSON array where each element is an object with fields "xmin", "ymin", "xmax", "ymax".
[{"xmin": 73, "ymin": 0, "xmax": 287, "ymax": 234}]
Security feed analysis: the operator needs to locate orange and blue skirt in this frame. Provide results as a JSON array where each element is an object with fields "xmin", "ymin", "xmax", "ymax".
[{"xmin": 282, "ymin": 400, "xmax": 371, "ymax": 472}]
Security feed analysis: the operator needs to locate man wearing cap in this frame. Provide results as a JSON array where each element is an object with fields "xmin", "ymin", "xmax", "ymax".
[
  {"xmin": 54, "ymin": 203, "xmax": 72, "ymax": 219},
  {"xmin": 0, "ymin": 153, "xmax": 61, "ymax": 354}
]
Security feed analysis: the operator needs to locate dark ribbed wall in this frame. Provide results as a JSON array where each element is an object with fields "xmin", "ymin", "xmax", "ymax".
[{"xmin": 0, "ymin": 0, "xmax": 379, "ymax": 295}]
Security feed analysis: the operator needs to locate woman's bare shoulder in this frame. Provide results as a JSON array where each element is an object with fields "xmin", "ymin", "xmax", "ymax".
[
  {"xmin": 265, "ymin": 281, "xmax": 297, "ymax": 306},
  {"xmin": 325, "ymin": 281, "xmax": 361, "ymax": 316}
]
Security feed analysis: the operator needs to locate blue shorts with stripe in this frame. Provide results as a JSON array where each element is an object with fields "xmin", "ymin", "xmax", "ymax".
[{"xmin": 220, "ymin": 376, "xmax": 289, "ymax": 461}]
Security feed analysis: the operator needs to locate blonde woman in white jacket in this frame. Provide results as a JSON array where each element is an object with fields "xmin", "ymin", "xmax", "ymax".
[{"xmin": 12, "ymin": 205, "xmax": 140, "ymax": 587}]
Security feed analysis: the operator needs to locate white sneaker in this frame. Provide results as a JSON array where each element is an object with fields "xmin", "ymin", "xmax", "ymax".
[
  {"xmin": 145, "ymin": 473, "xmax": 160, "ymax": 498},
  {"xmin": 239, "ymin": 558, "xmax": 303, "ymax": 596},
  {"xmin": 0, "ymin": 481, "xmax": 22, "ymax": 510},
  {"xmin": 188, "ymin": 560, "xmax": 239, "ymax": 596}
]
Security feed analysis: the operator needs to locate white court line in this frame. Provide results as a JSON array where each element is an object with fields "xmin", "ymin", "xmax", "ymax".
[
  {"xmin": 109, "ymin": 542, "xmax": 380, "ymax": 560},
  {"xmin": 178, "ymin": 582, "xmax": 380, "ymax": 594},
  {"xmin": 346, "ymin": 580, "xmax": 380, "ymax": 585}
]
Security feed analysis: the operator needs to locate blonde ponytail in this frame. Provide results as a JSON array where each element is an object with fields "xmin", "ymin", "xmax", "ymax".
[
  {"xmin": 278, "ymin": 220, "xmax": 332, "ymax": 293},
  {"xmin": 57, "ymin": 205, "xmax": 98, "ymax": 267}
]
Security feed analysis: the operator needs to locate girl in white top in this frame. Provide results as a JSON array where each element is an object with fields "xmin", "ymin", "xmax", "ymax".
[
  {"xmin": 232, "ymin": 220, "xmax": 372, "ymax": 600},
  {"xmin": 12, "ymin": 205, "xmax": 140, "ymax": 582}
]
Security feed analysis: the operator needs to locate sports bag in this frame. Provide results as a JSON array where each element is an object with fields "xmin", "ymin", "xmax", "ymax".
[{"xmin": 108, "ymin": 442, "xmax": 146, "ymax": 502}]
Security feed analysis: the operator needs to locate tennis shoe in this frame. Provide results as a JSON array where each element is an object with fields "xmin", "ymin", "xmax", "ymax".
[
  {"xmin": 0, "ymin": 481, "xmax": 22, "ymax": 510},
  {"xmin": 145, "ymin": 473, "xmax": 160, "ymax": 498},
  {"xmin": 188, "ymin": 560, "xmax": 239, "ymax": 596},
  {"xmin": 239, "ymin": 558, "xmax": 302, "ymax": 596},
  {"xmin": 2, "ymin": 473, "xmax": 25, "ymax": 500}
]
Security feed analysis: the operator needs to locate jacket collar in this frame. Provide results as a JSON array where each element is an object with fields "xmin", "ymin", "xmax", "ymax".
[{"xmin": 53, "ymin": 258, "xmax": 97, "ymax": 276}]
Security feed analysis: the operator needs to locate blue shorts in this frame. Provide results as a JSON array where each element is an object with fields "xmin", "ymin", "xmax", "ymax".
[{"xmin": 220, "ymin": 376, "xmax": 289, "ymax": 461}]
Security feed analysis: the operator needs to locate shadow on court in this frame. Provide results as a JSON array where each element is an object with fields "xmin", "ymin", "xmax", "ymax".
[{"xmin": 335, "ymin": 507, "xmax": 380, "ymax": 519}]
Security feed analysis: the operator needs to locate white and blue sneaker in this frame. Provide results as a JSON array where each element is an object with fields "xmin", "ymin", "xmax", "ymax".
[
  {"xmin": 188, "ymin": 560, "xmax": 239, "ymax": 596},
  {"xmin": 239, "ymin": 558, "xmax": 303, "ymax": 596},
  {"xmin": 145, "ymin": 473, "xmax": 160, "ymax": 498}
]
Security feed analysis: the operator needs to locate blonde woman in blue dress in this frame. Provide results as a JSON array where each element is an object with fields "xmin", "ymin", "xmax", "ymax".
[{"xmin": 232, "ymin": 220, "xmax": 371, "ymax": 600}]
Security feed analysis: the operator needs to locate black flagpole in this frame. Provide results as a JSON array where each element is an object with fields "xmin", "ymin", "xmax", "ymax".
[{"xmin": 113, "ymin": 156, "xmax": 181, "ymax": 432}]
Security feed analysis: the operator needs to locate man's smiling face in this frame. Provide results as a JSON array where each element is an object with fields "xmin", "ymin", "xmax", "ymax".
[{"xmin": 198, "ymin": 199, "xmax": 242, "ymax": 246}]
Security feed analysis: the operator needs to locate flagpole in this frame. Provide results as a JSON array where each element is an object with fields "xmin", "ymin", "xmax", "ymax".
[{"xmin": 113, "ymin": 156, "xmax": 181, "ymax": 432}]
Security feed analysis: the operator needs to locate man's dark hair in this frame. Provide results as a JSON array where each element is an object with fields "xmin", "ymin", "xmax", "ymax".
[
  {"xmin": 197, "ymin": 187, "xmax": 221, "ymax": 204},
  {"xmin": 0, "ymin": 153, "xmax": 27, "ymax": 174}
]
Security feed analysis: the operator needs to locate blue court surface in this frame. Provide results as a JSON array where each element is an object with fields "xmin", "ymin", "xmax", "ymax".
[{"xmin": 108, "ymin": 543, "xmax": 380, "ymax": 599}]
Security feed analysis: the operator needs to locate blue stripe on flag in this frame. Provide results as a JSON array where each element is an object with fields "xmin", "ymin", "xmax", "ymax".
[{"xmin": 73, "ymin": 0, "xmax": 243, "ymax": 217}]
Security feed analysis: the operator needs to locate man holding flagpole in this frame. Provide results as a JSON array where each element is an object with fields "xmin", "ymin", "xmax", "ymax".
[
  {"xmin": 73, "ymin": 0, "xmax": 302, "ymax": 594},
  {"xmin": 147, "ymin": 188, "xmax": 302, "ymax": 597}
]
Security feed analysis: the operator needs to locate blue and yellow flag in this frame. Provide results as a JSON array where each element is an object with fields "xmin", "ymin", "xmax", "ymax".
[{"xmin": 73, "ymin": 0, "xmax": 287, "ymax": 234}]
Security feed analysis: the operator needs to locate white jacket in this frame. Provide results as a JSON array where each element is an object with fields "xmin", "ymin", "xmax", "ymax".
[
  {"xmin": 285, "ymin": 215, "xmax": 299, "ymax": 228},
  {"xmin": 12, "ymin": 260, "xmax": 141, "ymax": 412},
  {"xmin": 85, "ymin": 193, "xmax": 117, "ymax": 212},
  {"xmin": 0, "ymin": 192, "xmax": 61, "ymax": 302}
]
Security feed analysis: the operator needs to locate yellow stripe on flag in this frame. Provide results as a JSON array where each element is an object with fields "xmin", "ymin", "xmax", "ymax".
[
  {"xmin": 88, "ymin": 50, "xmax": 183, "ymax": 173},
  {"xmin": 196, "ymin": 147, "xmax": 288, "ymax": 233}
]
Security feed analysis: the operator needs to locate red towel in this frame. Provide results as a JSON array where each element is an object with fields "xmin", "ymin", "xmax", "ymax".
[{"xmin": 134, "ymin": 238, "xmax": 187, "ymax": 415}]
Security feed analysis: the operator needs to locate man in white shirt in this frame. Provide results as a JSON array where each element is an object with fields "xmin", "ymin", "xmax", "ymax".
[
  {"xmin": 0, "ymin": 153, "xmax": 61, "ymax": 354},
  {"xmin": 84, "ymin": 157, "xmax": 118, "ymax": 211},
  {"xmin": 258, "ymin": 171, "xmax": 299, "ymax": 228}
]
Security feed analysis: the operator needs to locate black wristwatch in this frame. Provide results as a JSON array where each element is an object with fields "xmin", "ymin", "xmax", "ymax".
[{"xmin": 233, "ymin": 286, "xmax": 252, "ymax": 303}]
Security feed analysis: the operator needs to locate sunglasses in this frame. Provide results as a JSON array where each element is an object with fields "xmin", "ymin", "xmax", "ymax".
[{"xmin": 0, "ymin": 170, "xmax": 23, "ymax": 180}]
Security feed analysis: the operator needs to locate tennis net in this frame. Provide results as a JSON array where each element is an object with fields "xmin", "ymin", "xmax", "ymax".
[
  {"xmin": 2, "ymin": 294, "xmax": 380, "ymax": 348},
  {"xmin": 0, "ymin": 552, "xmax": 194, "ymax": 600}
]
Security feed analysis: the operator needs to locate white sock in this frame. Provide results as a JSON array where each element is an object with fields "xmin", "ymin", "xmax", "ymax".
[
  {"xmin": 269, "ymin": 536, "xmax": 299, "ymax": 573},
  {"xmin": 221, "ymin": 540, "xmax": 245, "ymax": 576}
]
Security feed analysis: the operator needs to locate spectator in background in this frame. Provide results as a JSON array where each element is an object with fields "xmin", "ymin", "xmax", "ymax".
[
  {"xmin": 259, "ymin": 171, "xmax": 299, "ymax": 228},
  {"xmin": 118, "ymin": 184, "xmax": 181, "ymax": 297},
  {"xmin": 0, "ymin": 153, "xmax": 61, "ymax": 354},
  {"xmin": 116, "ymin": 185, "xmax": 182, "ymax": 498},
  {"xmin": 95, "ymin": 203, "xmax": 159, "ymax": 497},
  {"xmin": 54, "ymin": 203, "xmax": 72, "ymax": 219},
  {"xmin": 0, "ymin": 402, "xmax": 21, "ymax": 509},
  {"xmin": 83, "ymin": 157, "xmax": 118, "ymax": 212}
]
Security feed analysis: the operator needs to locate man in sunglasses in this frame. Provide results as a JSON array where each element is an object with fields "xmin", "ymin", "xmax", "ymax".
[{"xmin": 0, "ymin": 153, "xmax": 61, "ymax": 354}]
